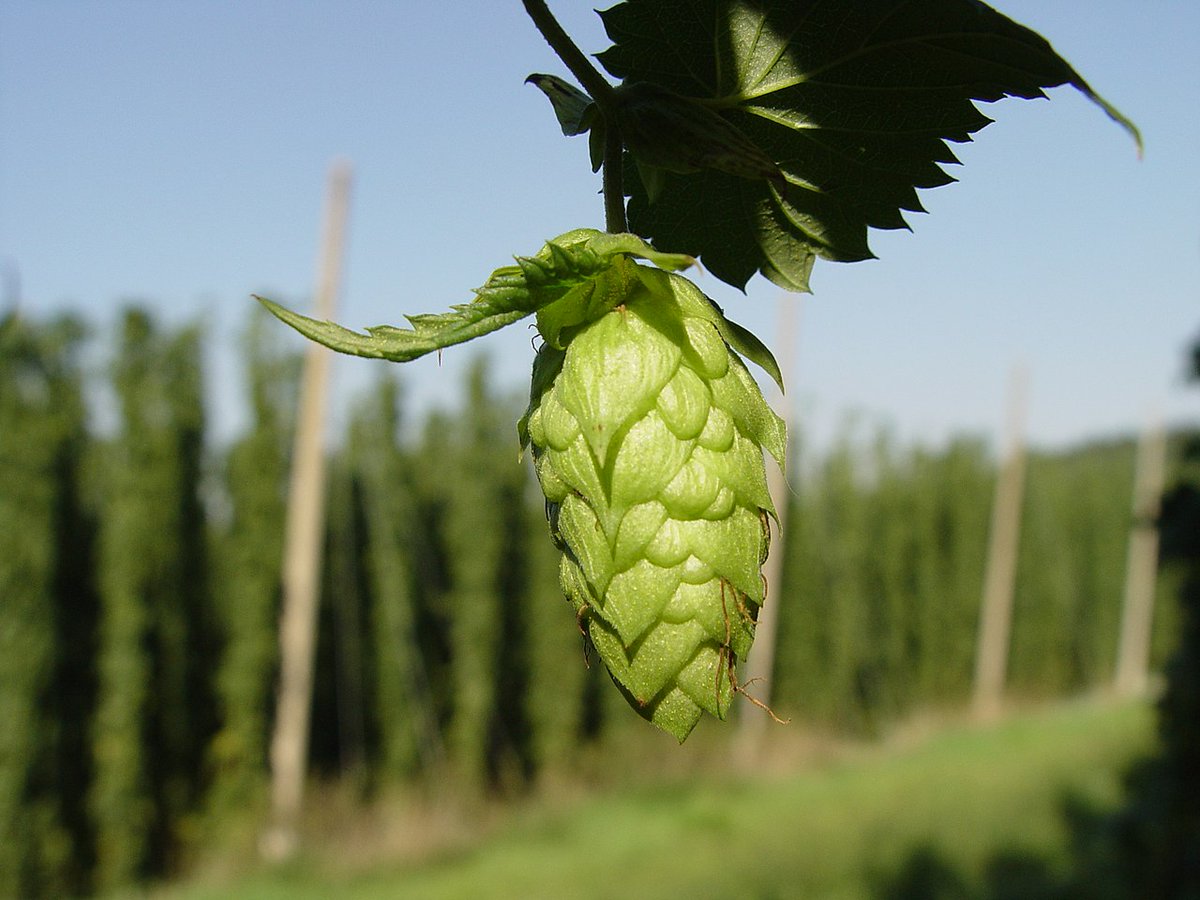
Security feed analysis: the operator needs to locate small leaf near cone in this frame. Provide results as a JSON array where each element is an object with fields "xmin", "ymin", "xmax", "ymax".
[
  {"xmin": 257, "ymin": 229, "xmax": 694, "ymax": 365},
  {"xmin": 526, "ymin": 73, "xmax": 596, "ymax": 137}
]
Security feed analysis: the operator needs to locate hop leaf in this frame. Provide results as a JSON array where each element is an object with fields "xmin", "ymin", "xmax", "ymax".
[
  {"xmin": 613, "ymin": 80, "xmax": 785, "ymax": 201},
  {"xmin": 522, "ymin": 264, "xmax": 784, "ymax": 741},
  {"xmin": 597, "ymin": 0, "xmax": 1141, "ymax": 292}
]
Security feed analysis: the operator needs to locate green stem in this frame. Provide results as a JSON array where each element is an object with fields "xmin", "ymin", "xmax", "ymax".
[
  {"xmin": 603, "ymin": 123, "xmax": 627, "ymax": 233},
  {"xmin": 522, "ymin": 0, "xmax": 626, "ymax": 233},
  {"xmin": 522, "ymin": 0, "xmax": 615, "ymax": 109}
]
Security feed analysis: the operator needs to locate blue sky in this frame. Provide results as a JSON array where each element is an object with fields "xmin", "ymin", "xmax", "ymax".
[{"xmin": 2, "ymin": 1, "xmax": 1197, "ymax": 453}]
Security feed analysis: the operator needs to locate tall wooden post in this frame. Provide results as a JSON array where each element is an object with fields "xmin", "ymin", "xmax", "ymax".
[
  {"xmin": 262, "ymin": 161, "xmax": 352, "ymax": 861},
  {"xmin": 736, "ymin": 294, "xmax": 799, "ymax": 761},
  {"xmin": 1114, "ymin": 419, "xmax": 1167, "ymax": 697},
  {"xmin": 971, "ymin": 366, "xmax": 1029, "ymax": 722}
]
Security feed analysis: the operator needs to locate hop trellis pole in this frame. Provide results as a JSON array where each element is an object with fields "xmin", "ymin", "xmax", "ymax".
[
  {"xmin": 972, "ymin": 366, "xmax": 1029, "ymax": 721},
  {"xmin": 1114, "ymin": 417, "xmax": 1167, "ymax": 697},
  {"xmin": 263, "ymin": 161, "xmax": 353, "ymax": 861}
]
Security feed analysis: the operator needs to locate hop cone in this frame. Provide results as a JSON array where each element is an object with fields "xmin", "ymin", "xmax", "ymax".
[
  {"xmin": 260, "ymin": 229, "xmax": 785, "ymax": 741},
  {"xmin": 522, "ymin": 264, "xmax": 785, "ymax": 741}
]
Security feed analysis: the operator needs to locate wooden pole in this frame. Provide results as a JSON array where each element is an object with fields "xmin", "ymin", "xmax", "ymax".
[
  {"xmin": 262, "ymin": 161, "xmax": 352, "ymax": 861},
  {"xmin": 736, "ymin": 294, "xmax": 799, "ymax": 760},
  {"xmin": 1114, "ymin": 418, "xmax": 1167, "ymax": 697},
  {"xmin": 971, "ymin": 366, "xmax": 1029, "ymax": 722}
]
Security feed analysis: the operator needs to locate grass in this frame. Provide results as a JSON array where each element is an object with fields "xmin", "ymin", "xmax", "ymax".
[{"xmin": 157, "ymin": 699, "xmax": 1154, "ymax": 900}]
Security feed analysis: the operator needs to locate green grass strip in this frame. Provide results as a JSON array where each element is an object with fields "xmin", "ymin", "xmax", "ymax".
[{"xmin": 160, "ymin": 700, "xmax": 1153, "ymax": 900}]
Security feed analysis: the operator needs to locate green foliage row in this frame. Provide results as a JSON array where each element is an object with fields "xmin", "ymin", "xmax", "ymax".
[
  {"xmin": 775, "ymin": 434, "xmax": 995, "ymax": 731},
  {"xmin": 0, "ymin": 309, "xmax": 1180, "ymax": 895},
  {"xmin": 0, "ymin": 314, "xmax": 95, "ymax": 898}
]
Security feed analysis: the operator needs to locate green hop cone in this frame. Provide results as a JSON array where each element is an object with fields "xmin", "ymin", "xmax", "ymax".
[
  {"xmin": 521, "ymin": 263, "xmax": 785, "ymax": 741},
  {"xmin": 259, "ymin": 229, "xmax": 785, "ymax": 742}
]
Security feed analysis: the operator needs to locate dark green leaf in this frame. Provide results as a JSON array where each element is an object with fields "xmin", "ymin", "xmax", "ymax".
[
  {"xmin": 597, "ymin": 0, "xmax": 1141, "ymax": 292},
  {"xmin": 614, "ymin": 81, "xmax": 784, "ymax": 186}
]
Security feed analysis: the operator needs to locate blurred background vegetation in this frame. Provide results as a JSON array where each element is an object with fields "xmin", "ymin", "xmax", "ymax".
[{"xmin": 0, "ymin": 306, "xmax": 1194, "ymax": 898}]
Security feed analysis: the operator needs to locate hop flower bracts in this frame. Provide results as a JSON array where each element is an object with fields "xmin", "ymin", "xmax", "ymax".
[
  {"xmin": 260, "ymin": 230, "xmax": 785, "ymax": 742},
  {"xmin": 520, "ymin": 264, "xmax": 785, "ymax": 741}
]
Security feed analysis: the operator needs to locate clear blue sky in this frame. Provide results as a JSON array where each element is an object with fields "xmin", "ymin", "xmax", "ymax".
[{"xmin": 2, "ymin": 1, "xmax": 1197, "ymax": 453}]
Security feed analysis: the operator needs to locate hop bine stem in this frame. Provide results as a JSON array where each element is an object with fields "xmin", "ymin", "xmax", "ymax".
[
  {"xmin": 522, "ymin": 0, "xmax": 626, "ymax": 233},
  {"xmin": 602, "ymin": 124, "xmax": 627, "ymax": 233}
]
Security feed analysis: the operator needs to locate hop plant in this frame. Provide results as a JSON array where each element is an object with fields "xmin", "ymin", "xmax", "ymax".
[
  {"xmin": 261, "ymin": 230, "xmax": 785, "ymax": 740},
  {"xmin": 261, "ymin": 1, "xmax": 1137, "ymax": 742}
]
